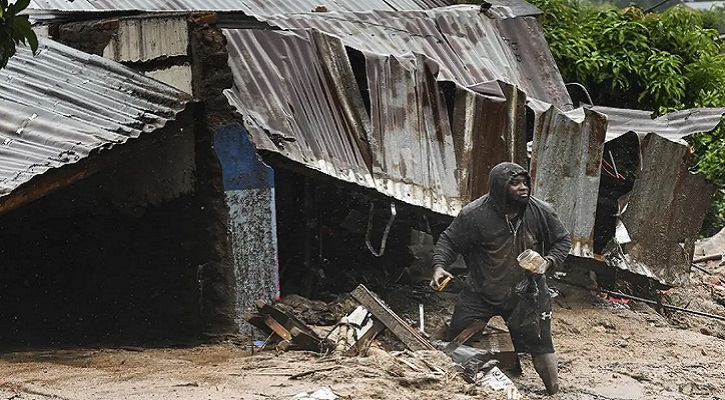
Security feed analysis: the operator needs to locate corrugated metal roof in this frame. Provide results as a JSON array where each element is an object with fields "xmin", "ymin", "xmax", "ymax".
[
  {"xmin": 27, "ymin": 0, "xmax": 450, "ymax": 15},
  {"xmin": 224, "ymin": 29, "xmax": 376, "ymax": 192},
  {"xmin": 260, "ymin": 6, "xmax": 571, "ymax": 108},
  {"xmin": 0, "ymin": 38, "xmax": 191, "ymax": 199},
  {"xmin": 223, "ymin": 6, "xmax": 557, "ymax": 215},
  {"xmin": 591, "ymin": 106, "xmax": 725, "ymax": 142}
]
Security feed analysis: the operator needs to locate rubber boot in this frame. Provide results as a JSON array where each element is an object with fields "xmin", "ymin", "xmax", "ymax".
[{"xmin": 532, "ymin": 352, "xmax": 559, "ymax": 395}]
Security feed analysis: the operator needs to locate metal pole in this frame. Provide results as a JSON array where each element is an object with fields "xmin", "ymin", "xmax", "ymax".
[{"xmin": 554, "ymin": 278, "xmax": 725, "ymax": 322}]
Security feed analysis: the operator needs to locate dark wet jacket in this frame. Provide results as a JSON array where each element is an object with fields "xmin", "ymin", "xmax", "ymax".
[{"xmin": 432, "ymin": 162, "xmax": 571, "ymax": 307}]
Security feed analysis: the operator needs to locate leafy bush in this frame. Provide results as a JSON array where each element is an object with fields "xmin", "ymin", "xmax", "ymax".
[{"xmin": 0, "ymin": 0, "xmax": 38, "ymax": 68}]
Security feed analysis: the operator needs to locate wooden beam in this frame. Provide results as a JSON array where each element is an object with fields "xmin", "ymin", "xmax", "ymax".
[
  {"xmin": 350, "ymin": 284, "xmax": 434, "ymax": 351},
  {"xmin": 263, "ymin": 315, "xmax": 292, "ymax": 341},
  {"xmin": 444, "ymin": 319, "xmax": 487, "ymax": 353},
  {"xmin": 255, "ymin": 300, "xmax": 318, "ymax": 338}
]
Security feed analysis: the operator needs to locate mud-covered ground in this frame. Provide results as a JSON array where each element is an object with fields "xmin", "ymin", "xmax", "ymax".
[{"xmin": 1, "ymin": 262, "xmax": 724, "ymax": 400}]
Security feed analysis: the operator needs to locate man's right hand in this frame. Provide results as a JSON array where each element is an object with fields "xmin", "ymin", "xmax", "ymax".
[{"xmin": 430, "ymin": 265, "xmax": 454, "ymax": 290}]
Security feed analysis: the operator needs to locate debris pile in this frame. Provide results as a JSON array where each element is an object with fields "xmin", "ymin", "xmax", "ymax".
[{"xmin": 244, "ymin": 284, "xmax": 526, "ymax": 399}]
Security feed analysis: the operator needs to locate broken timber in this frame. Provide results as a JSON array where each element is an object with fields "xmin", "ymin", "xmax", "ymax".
[
  {"xmin": 345, "ymin": 319, "xmax": 385, "ymax": 356},
  {"xmin": 350, "ymin": 284, "xmax": 435, "ymax": 351},
  {"xmin": 243, "ymin": 300, "xmax": 333, "ymax": 352},
  {"xmin": 443, "ymin": 320, "xmax": 521, "ymax": 373}
]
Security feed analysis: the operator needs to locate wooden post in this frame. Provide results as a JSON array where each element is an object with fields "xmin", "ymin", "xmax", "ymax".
[{"xmin": 350, "ymin": 284, "xmax": 435, "ymax": 351}]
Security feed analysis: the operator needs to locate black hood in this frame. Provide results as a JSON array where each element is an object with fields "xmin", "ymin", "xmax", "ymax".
[{"xmin": 488, "ymin": 162, "xmax": 530, "ymax": 212}]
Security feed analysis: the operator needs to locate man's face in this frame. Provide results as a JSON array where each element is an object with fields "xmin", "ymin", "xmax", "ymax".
[{"xmin": 507, "ymin": 174, "xmax": 529, "ymax": 204}]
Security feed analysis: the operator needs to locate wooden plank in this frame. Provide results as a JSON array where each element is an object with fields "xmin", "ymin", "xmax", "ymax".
[
  {"xmin": 444, "ymin": 319, "xmax": 488, "ymax": 353},
  {"xmin": 242, "ymin": 312, "xmax": 273, "ymax": 335},
  {"xmin": 255, "ymin": 300, "xmax": 319, "ymax": 338},
  {"xmin": 345, "ymin": 319, "xmax": 385, "ymax": 356},
  {"xmin": 290, "ymin": 327, "xmax": 333, "ymax": 353},
  {"xmin": 350, "ymin": 284, "xmax": 434, "ymax": 351},
  {"xmin": 263, "ymin": 315, "xmax": 292, "ymax": 341}
]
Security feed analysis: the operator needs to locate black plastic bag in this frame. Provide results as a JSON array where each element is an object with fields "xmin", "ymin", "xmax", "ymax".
[{"xmin": 507, "ymin": 276, "xmax": 546, "ymax": 342}]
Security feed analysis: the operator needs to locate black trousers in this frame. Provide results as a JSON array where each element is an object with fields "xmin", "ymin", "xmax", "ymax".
[{"xmin": 447, "ymin": 284, "xmax": 554, "ymax": 354}]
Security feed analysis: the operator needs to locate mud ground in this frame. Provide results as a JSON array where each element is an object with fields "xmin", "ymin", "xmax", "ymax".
[{"xmin": 1, "ymin": 268, "xmax": 724, "ymax": 400}]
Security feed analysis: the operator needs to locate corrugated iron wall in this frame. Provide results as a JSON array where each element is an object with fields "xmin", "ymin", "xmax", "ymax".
[{"xmin": 530, "ymin": 105, "xmax": 608, "ymax": 258}]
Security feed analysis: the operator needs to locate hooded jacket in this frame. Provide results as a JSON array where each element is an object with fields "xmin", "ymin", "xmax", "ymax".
[{"xmin": 432, "ymin": 162, "xmax": 571, "ymax": 307}]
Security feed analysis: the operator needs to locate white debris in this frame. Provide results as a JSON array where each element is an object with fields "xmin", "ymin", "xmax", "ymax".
[{"xmin": 293, "ymin": 386, "xmax": 338, "ymax": 400}]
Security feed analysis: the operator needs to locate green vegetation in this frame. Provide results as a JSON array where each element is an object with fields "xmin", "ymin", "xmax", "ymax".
[{"xmin": 0, "ymin": 0, "xmax": 37, "ymax": 68}]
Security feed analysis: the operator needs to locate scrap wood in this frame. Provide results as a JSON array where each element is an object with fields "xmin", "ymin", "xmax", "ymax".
[
  {"xmin": 243, "ymin": 301, "xmax": 333, "ymax": 352},
  {"xmin": 289, "ymin": 366, "xmax": 341, "ymax": 380},
  {"xmin": 693, "ymin": 254, "xmax": 722, "ymax": 263},
  {"xmin": 264, "ymin": 315, "xmax": 292, "ymax": 341},
  {"xmin": 345, "ymin": 319, "xmax": 385, "ymax": 356},
  {"xmin": 398, "ymin": 350, "xmax": 447, "ymax": 374},
  {"xmin": 350, "ymin": 284, "xmax": 435, "ymax": 351},
  {"xmin": 326, "ymin": 306, "xmax": 373, "ymax": 341},
  {"xmin": 255, "ymin": 300, "xmax": 319, "ymax": 338},
  {"xmin": 444, "ymin": 320, "xmax": 487, "ymax": 353}
]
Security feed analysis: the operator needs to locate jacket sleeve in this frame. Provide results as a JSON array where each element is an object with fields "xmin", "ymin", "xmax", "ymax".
[
  {"xmin": 431, "ymin": 212, "xmax": 476, "ymax": 271},
  {"xmin": 542, "ymin": 209, "xmax": 572, "ymax": 269}
]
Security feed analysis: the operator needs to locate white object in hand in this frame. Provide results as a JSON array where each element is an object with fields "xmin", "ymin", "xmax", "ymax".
[{"xmin": 517, "ymin": 249, "xmax": 547, "ymax": 273}]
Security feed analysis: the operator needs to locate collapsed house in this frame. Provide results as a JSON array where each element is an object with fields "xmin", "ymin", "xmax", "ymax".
[{"xmin": 0, "ymin": 0, "xmax": 720, "ymax": 341}]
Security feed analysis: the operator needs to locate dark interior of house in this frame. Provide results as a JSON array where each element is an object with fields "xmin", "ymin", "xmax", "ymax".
[
  {"xmin": 273, "ymin": 167, "xmax": 435, "ymax": 302},
  {"xmin": 0, "ymin": 144, "xmax": 209, "ymax": 347}
]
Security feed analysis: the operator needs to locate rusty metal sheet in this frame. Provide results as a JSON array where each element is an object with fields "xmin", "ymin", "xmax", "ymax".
[
  {"xmin": 591, "ymin": 106, "xmax": 725, "ymax": 142},
  {"xmin": 221, "ymin": 6, "xmax": 572, "ymax": 215},
  {"xmin": 365, "ymin": 52, "xmax": 461, "ymax": 215},
  {"xmin": 619, "ymin": 133, "xmax": 714, "ymax": 286},
  {"xmin": 0, "ymin": 38, "xmax": 191, "ymax": 201},
  {"xmin": 530, "ymin": 105, "xmax": 608, "ymax": 258},
  {"xmin": 262, "ymin": 6, "xmax": 571, "ymax": 109},
  {"xmin": 452, "ymin": 82, "xmax": 528, "ymax": 203},
  {"xmin": 223, "ymin": 23, "xmax": 537, "ymax": 215},
  {"xmin": 223, "ymin": 29, "xmax": 376, "ymax": 191}
]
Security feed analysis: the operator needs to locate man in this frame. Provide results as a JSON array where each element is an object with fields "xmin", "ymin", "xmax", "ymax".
[{"xmin": 430, "ymin": 162, "xmax": 571, "ymax": 395}]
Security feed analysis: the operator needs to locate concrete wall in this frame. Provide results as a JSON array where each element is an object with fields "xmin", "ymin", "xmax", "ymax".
[{"xmin": 214, "ymin": 124, "xmax": 279, "ymax": 334}]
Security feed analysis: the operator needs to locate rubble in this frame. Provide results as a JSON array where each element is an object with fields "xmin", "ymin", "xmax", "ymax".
[
  {"xmin": 245, "ymin": 284, "xmax": 532, "ymax": 398},
  {"xmin": 242, "ymin": 300, "xmax": 334, "ymax": 352},
  {"xmin": 349, "ymin": 284, "xmax": 435, "ymax": 352}
]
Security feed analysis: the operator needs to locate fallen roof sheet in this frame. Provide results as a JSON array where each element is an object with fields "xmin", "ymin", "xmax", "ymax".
[
  {"xmin": 591, "ymin": 106, "xmax": 725, "ymax": 142},
  {"xmin": 0, "ymin": 38, "xmax": 191, "ymax": 199},
  {"xmin": 260, "ymin": 5, "xmax": 571, "ymax": 108},
  {"xmin": 223, "ymin": 5, "xmax": 569, "ymax": 215},
  {"xmin": 618, "ymin": 133, "xmax": 714, "ymax": 286},
  {"xmin": 27, "ymin": 0, "xmax": 450, "ymax": 16},
  {"xmin": 529, "ymin": 104, "xmax": 608, "ymax": 258}
]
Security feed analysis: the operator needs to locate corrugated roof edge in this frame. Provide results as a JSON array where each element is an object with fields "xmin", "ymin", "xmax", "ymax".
[
  {"xmin": 24, "ymin": 0, "xmax": 453, "ymax": 20},
  {"xmin": 0, "ymin": 38, "xmax": 193, "ymax": 207},
  {"xmin": 592, "ymin": 105, "xmax": 725, "ymax": 142}
]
